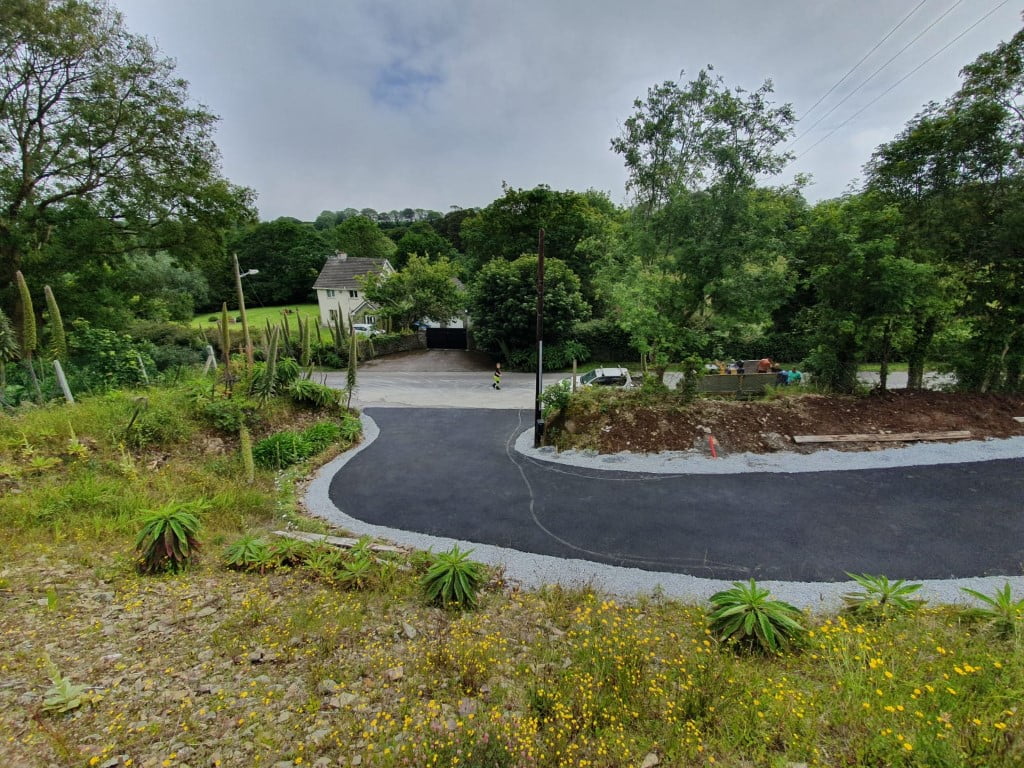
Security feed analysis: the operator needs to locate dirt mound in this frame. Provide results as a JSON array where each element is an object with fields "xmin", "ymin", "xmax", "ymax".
[{"xmin": 552, "ymin": 390, "xmax": 1024, "ymax": 455}]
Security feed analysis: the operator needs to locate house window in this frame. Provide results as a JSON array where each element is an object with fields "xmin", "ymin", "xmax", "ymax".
[
  {"xmin": 326, "ymin": 289, "xmax": 335, "ymax": 297},
  {"xmin": 349, "ymin": 290, "xmax": 358, "ymax": 298}
]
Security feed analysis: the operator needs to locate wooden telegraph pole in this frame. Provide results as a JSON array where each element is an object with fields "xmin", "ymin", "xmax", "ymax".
[
  {"xmin": 534, "ymin": 229, "xmax": 545, "ymax": 448},
  {"xmin": 232, "ymin": 253, "xmax": 254, "ymax": 368}
]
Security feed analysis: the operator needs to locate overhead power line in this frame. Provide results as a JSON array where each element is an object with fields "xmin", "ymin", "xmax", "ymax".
[
  {"xmin": 798, "ymin": 0, "xmax": 930, "ymax": 125},
  {"xmin": 789, "ymin": 0, "xmax": 965, "ymax": 148},
  {"xmin": 795, "ymin": 0, "xmax": 1012, "ymax": 160}
]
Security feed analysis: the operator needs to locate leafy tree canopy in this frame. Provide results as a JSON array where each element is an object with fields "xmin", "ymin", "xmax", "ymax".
[
  {"xmin": 392, "ymin": 223, "xmax": 457, "ymax": 269},
  {"xmin": 469, "ymin": 255, "xmax": 590, "ymax": 360},
  {"xmin": 611, "ymin": 66, "xmax": 795, "ymax": 214},
  {"xmin": 324, "ymin": 215, "xmax": 398, "ymax": 262},
  {"xmin": 460, "ymin": 185, "xmax": 618, "ymax": 302},
  {"xmin": 223, "ymin": 220, "xmax": 333, "ymax": 308},
  {"xmin": 0, "ymin": 0, "xmax": 255, "ymax": 319},
  {"xmin": 361, "ymin": 254, "xmax": 464, "ymax": 330}
]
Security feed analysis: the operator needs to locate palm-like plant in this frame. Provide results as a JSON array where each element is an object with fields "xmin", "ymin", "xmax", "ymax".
[
  {"xmin": 708, "ymin": 579, "xmax": 805, "ymax": 653},
  {"xmin": 420, "ymin": 546, "xmax": 486, "ymax": 609},
  {"xmin": 961, "ymin": 583, "xmax": 1024, "ymax": 639},
  {"xmin": 135, "ymin": 501, "xmax": 204, "ymax": 574},
  {"xmin": 224, "ymin": 534, "xmax": 272, "ymax": 572},
  {"xmin": 0, "ymin": 307, "xmax": 19, "ymax": 393},
  {"xmin": 843, "ymin": 573, "xmax": 925, "ymax": 618}
]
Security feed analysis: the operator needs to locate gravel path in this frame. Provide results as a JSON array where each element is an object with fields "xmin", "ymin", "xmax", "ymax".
[{"xmin": 305, "ymin": 412, "xmax": 1024, "ymax": 611}]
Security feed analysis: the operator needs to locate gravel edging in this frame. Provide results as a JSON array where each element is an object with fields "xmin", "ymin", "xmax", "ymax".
[
  {"xmin": 516, "ymin": 430, "xmax": 1024, "ymax": 474},
  {"xmin": 304, "ymin": 414, "xmax": 1024, "ymax": 611}
]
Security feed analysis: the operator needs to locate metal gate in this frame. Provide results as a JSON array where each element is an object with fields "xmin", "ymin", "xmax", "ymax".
[{"xmin": 425, "ymin": 328, "xmax": 467, "ymax": 349}]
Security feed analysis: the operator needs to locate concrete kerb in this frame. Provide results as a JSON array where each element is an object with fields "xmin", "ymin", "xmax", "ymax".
[{"xmin": 303, "ymin": 412, "xmax": 1024, "ymax": 612}]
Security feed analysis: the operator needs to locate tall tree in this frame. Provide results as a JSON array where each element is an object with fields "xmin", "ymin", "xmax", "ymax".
[
  {"xmin": 392, "ymin": 222, "xmax": 457, "ymax": 269},
  {"xmin": 226, "ymin": 220, "xmax": 333, "ymax": 306},
  {"xmin": 0, "ymin": 0, "xmax": 253, "ymax": 319},
  {"xmin": 460, "ymin": 185, "xmax": 618, "ymax": 302},
  {"xmin": 324, "ymin": 215, "xmax": 398, "ymax": 262},
  {"xmin": 607, "ymin": 68, "xmax": 799, "ymax": 363},
  {"xmin": 865, "ymin": 23, "xmax": 1024, "ymax": 392},
  {"xmin": 361, "ymin": 254, "xmax": 464, "ymax": 330},
  {"xmin": 611, "ymin": 67, "xmax": 795, "ymax": 217},
  {"xmin": 469, "ymin": 255, "xmax": 590, "ymax": 361}
]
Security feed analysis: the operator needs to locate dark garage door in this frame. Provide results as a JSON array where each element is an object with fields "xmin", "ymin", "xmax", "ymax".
[{"xmin": 425, "ymin": 328, "xmax": 467, "ymax": 349}]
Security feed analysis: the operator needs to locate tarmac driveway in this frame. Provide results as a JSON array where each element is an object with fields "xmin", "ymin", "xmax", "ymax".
[{"xmin": 329, "ymin": 408, "xmax": 1024, "ymax": 582}]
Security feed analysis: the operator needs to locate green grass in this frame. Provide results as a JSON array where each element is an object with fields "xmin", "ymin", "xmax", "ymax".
[{"xmin": 190, "ymin": 303, "xmax": 321, "ymax": 330}]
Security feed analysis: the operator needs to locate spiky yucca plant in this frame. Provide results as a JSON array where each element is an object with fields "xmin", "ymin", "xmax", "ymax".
[
  {"xmin": 708, "ymin": 579, "xmax": 805, "ymax": 654},
  {"xmin": 239, "ymin": 424, "xmax": 255, "ymax": 484},
  {"xmin": 0, "ymin": 307, "xmax": 19, "ymax": 391},
  {"xmin": 135, "ymin": 501, "xmax": 204, "ymax": 574},
  {"xmin": 43, "ymin": 285, "xmax": 67, "ymax": 361}
]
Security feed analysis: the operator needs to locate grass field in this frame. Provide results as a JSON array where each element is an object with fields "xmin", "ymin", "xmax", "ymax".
[{"xmin": 191, "ymin": 302, "xmax": 321, "ymax": 330}]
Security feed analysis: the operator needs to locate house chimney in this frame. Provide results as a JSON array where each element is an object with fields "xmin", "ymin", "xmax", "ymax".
[{"xmin": 334, "ymin": 251, "xmax": 348, "ymax": 261}]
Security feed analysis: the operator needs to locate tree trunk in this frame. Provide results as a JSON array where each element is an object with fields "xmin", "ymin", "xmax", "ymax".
[
  {"xmin": 878, "ymin": 320, "xmax": 892, "ymax": 393},
  {"xmin": 906, "ymin": 316, "xmax": 936, "ymax": 390}
]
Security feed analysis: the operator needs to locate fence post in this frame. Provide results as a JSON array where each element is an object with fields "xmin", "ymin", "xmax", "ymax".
[{"xmin": 53, "ymin": 360, "xmax": 75, "ymax": 404}]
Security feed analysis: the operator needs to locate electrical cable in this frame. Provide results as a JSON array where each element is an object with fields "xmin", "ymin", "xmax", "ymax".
[
  {"xmin": 795, "ymin": 0, "xmax": 1012, "ymax": 160},
  {"xmin": 798, "ymin": 0, "xmax": 930, "ymax": 124},
  {"xmin": 790, "ymin": 0, "xmax": 965, "ymax": 147}
]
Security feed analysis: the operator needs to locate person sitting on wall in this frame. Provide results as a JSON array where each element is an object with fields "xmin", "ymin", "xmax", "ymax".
[{"xmin": 757, "ymin": 357, "xmax": 773, "ymax": 373}]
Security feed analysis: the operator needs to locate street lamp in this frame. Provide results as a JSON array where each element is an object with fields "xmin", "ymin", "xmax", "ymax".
[{"xmin": 232, "ymin": 254, "xmax": 255, "ymax": 367}]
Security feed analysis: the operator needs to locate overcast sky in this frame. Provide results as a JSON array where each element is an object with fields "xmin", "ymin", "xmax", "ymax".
[{"xmin": 113, "ymin": 0, "xmax": 1021, "ymax": 221}]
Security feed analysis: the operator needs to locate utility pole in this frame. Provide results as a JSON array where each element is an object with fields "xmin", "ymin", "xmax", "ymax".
[
  {"xmin": 534, "ymin": 228, "xmax": 545, "ymax": 448},
  {"xmin": 232, "ymin": 253, "xmax": 254, "ymax": 368}
]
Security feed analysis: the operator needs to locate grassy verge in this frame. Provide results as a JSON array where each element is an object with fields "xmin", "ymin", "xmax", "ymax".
[
  {"xmin": 2, "ymin": 379, "xmax": 1022, "ymax": 767},
  {"xmin": 191, "ymin": 303, "xmax": 321, "ymax": 330}
]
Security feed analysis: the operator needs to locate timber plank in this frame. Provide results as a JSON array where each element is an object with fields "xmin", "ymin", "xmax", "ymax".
[
  {"xmin": 792, "ymin": 430, "xmax": 972, "ymax": 445},
  {"xmin": 273, "ymin": 530, "xmax": 403, "ymax": 553}
]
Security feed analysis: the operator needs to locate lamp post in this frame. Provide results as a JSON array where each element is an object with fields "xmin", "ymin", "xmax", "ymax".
[{"xmin": 232, "ymin": 254, "xmax": 258, "ymax": 368}]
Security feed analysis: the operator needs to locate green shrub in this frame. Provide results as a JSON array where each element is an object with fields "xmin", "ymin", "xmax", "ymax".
[
  {"xmin": 193, "ymin": 395, "xmax": 257, "ymax": 433},
  {"xmin": 253, "ymin": 430, "xmax": 310, "ymax": 469},
  {"xmin": 275, "ymin": 357, "xmax": 301, "ymax": 385},
  {"xmin": 421, "ymin": 546, "xmax": 486, "ymax": 609},
  {"xmin": 842, "ymin": 573, "xmax": 925, "ymax": 619},
  {"xmin": 268, "ymin": 537, "xmax": 311, "ymax": 568},
  {"xmin": 338, "ymin": 412, "xmax": 362, "ymax": 441},
  {"xmin": 302, "ymin": 421, "xmax": 343, "ymax": 453},
  {"xmin": 961, "ymin": 582, "xmax": 1024, "ymax": 638},
  {"xmin": 223, "ymin": 534, "xmax": 273, "ymax": 572},
  {"xmin": 338, "ymin": 556, "xmax": 374, "ymax": 590},
  {"xmin": 707, "ymin": 579, "xmax": 805, "ymax": 653},
  {"xmin": 287, "ymin": 378, "xmax": 341, "ymax": 409},
  {"xmin": 540, "ymin": 380, "xmax": 571, "ymax": 420},
  {"xmin": 134, "ymin": 500, "xmax": 204, "ymax": 574},
  {"xmin": 67, "ymin": 319, "xmax": 156, "ymax": 389}
]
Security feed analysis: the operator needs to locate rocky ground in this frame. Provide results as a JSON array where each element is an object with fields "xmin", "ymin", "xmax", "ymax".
[{"xmin": 552, "ymin": 389, "xmax": 1024, "ymax": 455}]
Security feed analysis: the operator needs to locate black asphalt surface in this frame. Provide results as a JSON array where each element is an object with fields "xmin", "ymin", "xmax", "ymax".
[{"xmin": 329, "ymin": 408, "xmax": 1024, "ymax": 582}]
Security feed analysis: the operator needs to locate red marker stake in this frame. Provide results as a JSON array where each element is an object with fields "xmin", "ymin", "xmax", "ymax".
[{"xmin": 708, "ymin": 434, "xmax": 718, "ymax": 459}]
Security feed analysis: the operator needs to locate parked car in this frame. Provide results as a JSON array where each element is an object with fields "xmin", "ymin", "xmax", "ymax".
[
  {"xmin": 559, "ymin": 366, "xmax": 634, "ymax": 390},
  {"xmin": 352, "ymin": 323, "xmax": 383, "ymax": 336}
]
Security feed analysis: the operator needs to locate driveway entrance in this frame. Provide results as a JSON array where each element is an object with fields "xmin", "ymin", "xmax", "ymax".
[{"xmin": 327, "ymin": 408, "xmax": 1024, "ymax": 582}]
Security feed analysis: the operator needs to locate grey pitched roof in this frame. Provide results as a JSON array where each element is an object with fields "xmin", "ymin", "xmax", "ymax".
[{"xmin": 312, "ymin": 255, "xmax": 390, "ymax": 290}]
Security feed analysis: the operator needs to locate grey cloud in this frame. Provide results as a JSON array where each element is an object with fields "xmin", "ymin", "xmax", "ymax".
[{"xmin": 113, "ymin": 0, "xmax": 1021, "ymax": 218}]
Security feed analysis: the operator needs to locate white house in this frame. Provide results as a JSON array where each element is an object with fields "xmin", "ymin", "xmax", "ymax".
[{"xmin": 312, "ymin": 252, "xmax": 394, "ymax": 328}]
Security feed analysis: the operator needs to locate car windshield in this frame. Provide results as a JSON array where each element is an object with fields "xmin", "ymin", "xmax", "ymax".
[{"xmin": 580, "ymin": 370, "xmax": 599, "ymax": 385}]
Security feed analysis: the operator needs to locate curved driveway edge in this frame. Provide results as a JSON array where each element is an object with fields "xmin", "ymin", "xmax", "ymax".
[
  {"xmin": 304, "ymin": 411, "xmax": 1024, "ymax": 611},
  {"xmin": 516, "ymin": 429, "xmax": 1024, "ymax": 474}
]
